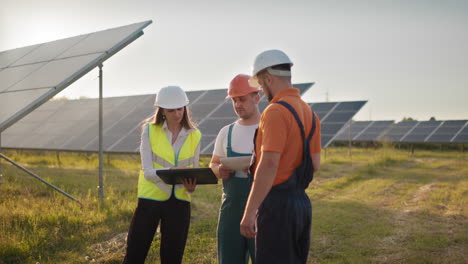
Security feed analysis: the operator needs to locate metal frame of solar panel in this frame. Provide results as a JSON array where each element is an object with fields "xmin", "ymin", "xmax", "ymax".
[
  {"xmin": 310, "ymin": 101, "xmax": 367, "ymax": 148},
  {"xmin": 0, "ymin": 21, "xmax": 152, "ymax": 133}
]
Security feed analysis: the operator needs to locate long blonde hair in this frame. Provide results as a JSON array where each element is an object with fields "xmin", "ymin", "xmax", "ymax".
[{"xmin": 141, "ymin": 106, "xmax": 197, "ymax": 130}]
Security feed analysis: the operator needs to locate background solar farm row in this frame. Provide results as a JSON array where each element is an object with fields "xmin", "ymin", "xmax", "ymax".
[{"xmin": 1, "ymin": 83, "xmax": 368, "ymax": 154}]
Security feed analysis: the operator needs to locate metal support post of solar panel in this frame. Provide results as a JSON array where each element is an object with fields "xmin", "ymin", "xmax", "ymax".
[{"xmin": 0, "ymin": 20, "xmax": 152, "ymax": 203}]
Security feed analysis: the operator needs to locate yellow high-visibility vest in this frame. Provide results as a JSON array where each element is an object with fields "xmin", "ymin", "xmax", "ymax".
[{"xmin": 137, "ymin": 123, "xmax": 201, "ymax": 202}]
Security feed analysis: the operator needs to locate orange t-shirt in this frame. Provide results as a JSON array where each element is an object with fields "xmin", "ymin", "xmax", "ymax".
[{"xmin": 253, "ymin": 88, "xmax": 321, "ymax": 186}]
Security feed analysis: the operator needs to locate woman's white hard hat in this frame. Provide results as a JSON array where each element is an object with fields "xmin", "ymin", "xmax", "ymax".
[{"xmin": 154, "ymin": 85, "xmax": 189, "ymax": 109}]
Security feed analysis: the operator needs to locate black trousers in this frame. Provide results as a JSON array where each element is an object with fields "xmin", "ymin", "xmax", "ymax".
[
  {"xmin": 123, "ymin": 196, "xmax": 191, "ymax": 264},
  {"xmin": 256, "ymin": 190, "xmax": 312, "ymax": 264}
]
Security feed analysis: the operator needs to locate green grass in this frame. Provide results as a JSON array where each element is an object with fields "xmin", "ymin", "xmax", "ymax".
[{"xmin": 0, "ymin": 148, "xmax": 467, "ymax": 263}]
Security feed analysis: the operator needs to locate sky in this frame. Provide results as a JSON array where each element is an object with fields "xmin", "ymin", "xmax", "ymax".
[{"xmin": 1, "ymin": 0, "xmax": 467, "ymax": 121}]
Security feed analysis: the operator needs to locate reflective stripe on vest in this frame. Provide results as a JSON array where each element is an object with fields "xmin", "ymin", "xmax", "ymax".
[{"xmin": 137, "ymin": 123, "xmax": 201, "ymax": 202}]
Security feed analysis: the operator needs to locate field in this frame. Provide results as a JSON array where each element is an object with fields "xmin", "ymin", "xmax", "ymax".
[{"xmin": 0, "ymin": 147, "xmax": 467, "ymax": 263}]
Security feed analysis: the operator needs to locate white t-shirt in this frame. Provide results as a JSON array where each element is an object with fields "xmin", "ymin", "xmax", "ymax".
[{"xmin": 213, "ymin": 121, "xmax": 258, "ymax": 159}]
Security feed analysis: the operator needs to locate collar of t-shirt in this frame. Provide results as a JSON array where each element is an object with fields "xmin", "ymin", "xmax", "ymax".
[{"xmin": 270, "ymin": 88, "xmax": 300, "ymax": 103}]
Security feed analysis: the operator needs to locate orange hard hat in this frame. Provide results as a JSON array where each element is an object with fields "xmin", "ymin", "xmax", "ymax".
[{"xmin": 226, "ymin": 74, "xmax": 262, "ymax": 98}]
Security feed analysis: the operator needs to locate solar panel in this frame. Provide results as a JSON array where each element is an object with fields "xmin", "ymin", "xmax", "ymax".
[
  {"xmin": 186, "ymin": 90, "xmax": 205, "ymax": 104},
  {"xmin": 400, "ymin": 121, "xmax": 442, "ymax": 143},
  {"xmin": 426, "ymin": 120, "xmax": 468, "ymax": 143},
  {"xmin": 451, "ymin": 122, "xmax": 468, "ymax": 143},
  {"xmin": 335, "ymin": 120, "xmax": 468, "ymax": 144},
  {"xmin": 195, "ymin": 89, "xmax": 227, "ymax": 104},
  {"xmin": 201, "ymin": 135, "xmax": 217, "ymax": 156},
  {"xmin": 190, "ymin": 103, "xmax": 221, "ymax": 123},
  {"xmin": 378, "ymin": 121, "xmax": 417, "ymax": 142},
  {"xmin": 311, "ymin": 101, "xmax": 367, "ymax": 148},
  {"xmin": 309, "ymin": 102, "xmax": 337, "ymax": 120},
  {"xmin": 293, "ymin": 83, "xmax": 314, "ymax": 95},
  {"xmin": 355, "ymin": 121, "xmax": 394, "ymax": 142},
  {"xmin": 207, "ymin": 102, "xmax": 235, "ymax": 119},
  {"xmin": 11, "ymin": 35, "xmax": 87, "ymax": 66},
  {"xmin": 77, "ymin": 96, "xmax": 153, "ymax": 151},
  {"xmin": 334, "ymin": 121, "xmax": 373, "ymax": 141},
  {"xmin": 258, "ymin": 101, "xmax": 269, "ymax": 112},
  {"xmin": 0, "ymin": 20, "xmax": 152, "ymax": 133},
  {"xmin": 0, "ymin": 44, "xmax": 41, "ymax": 68}
]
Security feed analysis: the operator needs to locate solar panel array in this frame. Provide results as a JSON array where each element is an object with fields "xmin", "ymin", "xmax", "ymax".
[
  {"xmin": 400, "ymin": 121, "xmax": 442, "ymax": 143},
  {"xmin": 334, "ymin": 120, "xmax": 468, "ymax": 144},
  {"xmin": 0, "ymin": 21, "xmax": 152, "ymax": 133},
  {"xmin": 426, "ymin": 120, "xmax": 468, "ymax": 143},
  {"xmin": 199, "ymin": 83, "xmax": 314, "ymax": 154},
  {"xmin": 309, "ymin": 101, "xmax": 368, "ymax": 148},
  {"xmin": 1, "ymin": 83, "xmax": 319, "ymax": 154},
  {"xmin": 335, "ymin": 121, "xmax": 395, "ymax": 142}
]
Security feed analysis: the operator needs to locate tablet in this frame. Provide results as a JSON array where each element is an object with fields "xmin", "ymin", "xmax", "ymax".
[
  {"xmin": 220, "ymin": 156, "xmax": 252, "ymax": 171},
  {"xmin": 157, "ymin": 168, "xmax": 218, "ymax": 185}
]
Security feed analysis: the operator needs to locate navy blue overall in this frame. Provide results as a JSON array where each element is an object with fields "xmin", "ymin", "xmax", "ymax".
[
  {"xmin": 217, "ymin": 124, "xmax": 256, "ymax": 264},
  {"xmin": 251, "ymin": 101, "xmax": 316, "ymax": 264}
]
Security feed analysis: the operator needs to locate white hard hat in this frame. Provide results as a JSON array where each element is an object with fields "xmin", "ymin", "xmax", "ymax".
[
  {"xmin": 248, "ymin": 49, "xmax": 293, "ymax": 87},
  {"xmin": 154, "ymin": 85, "xmax": 189, "ymax": 109}
]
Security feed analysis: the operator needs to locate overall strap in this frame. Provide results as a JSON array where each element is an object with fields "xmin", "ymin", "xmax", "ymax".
[
  {"xmin": 275, "ymin": 101, "xmax": 316, "ymax": 157},
  {"xmin": 226, "ymin": 123, "xmax": 235, "ymax": 156}
]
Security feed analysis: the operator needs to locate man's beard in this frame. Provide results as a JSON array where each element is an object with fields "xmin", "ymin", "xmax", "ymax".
[{"xmin": 264, "ymin": 84, "xmax": 273, "ymax": 102}]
